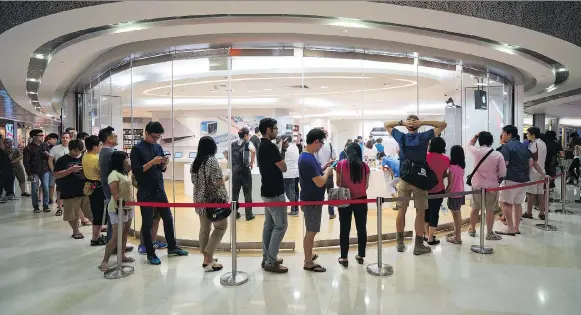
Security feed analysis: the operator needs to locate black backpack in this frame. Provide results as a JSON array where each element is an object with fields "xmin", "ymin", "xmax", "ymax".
[
  {"xmin": 231, "ymin": 140, "xmax": 250, "ymax": 170},
  {"xmin": 399, "ymin": 134, "xmax": 438, "ymax": 191}
]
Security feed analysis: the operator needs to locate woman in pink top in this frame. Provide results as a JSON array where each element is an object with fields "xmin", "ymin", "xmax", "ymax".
[
  {"xmin": 425, "ymin": 137, "xmax": 452, "ymax": 245},
  {"xmin": 446, "ymin": 145, "xmax": 466, "ymax": 244},
  {"xmin": 335, "ymin": 143, "xmax": 370, "ymax": 267}
]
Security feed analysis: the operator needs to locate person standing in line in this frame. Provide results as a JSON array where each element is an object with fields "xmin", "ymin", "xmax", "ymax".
[
  {"xmin": 53, "ymin": 139, "xmax": 92, "ymax": 240},
  {"xmin": 336, "ymin": 142, "xmax": 369, "ymax": 267},
  {"xmin": 191, "ymin": 136, "xmax": 228, "ymax": 272},
  {"xmin": 65, "ymin": 127, "xmax": 77, "ymax": 141},
  {"xmin": 250, "ymin": 127, "xmax": 261, "ymax": 167},
  {"xmin": 98, "ymin": 127, "xmax": 135, "ymax": 253},
  {"xmin": 23, "ymin": 129, "xmax": 51, "ymax": 213},
  {"xmin": 384, "ymin": 115, "xmax": 447, "ymax": 255},
  {"xmin": 257, "ymin": 118, "xmax": 289, "ymax": 273},
  {"xmin": 0, "ymin": 139, "xmax": 15, "ymax": 203},
  {"xmin": 281, "ymin": 135, "xmax": 300, "ymax": 216},
  {"xmin": 45, "ymin": 133, "xmax": 58, "ymax": 205},
  {"xmin": 229, "ymin": 127, "xmax": 256, "ymax": 221},
  {"xmin": 299, "ymin": 128, "xmax": 333, "ymax": 272},
  {"xmin": 131, "ymin": 121, "xmax": 188, "ymax": 265},
  {"xmin": 3, "ymin": 138, "xmax": 29, "ymax": 197},
  {"xmin": 424, "ymin": 137, "xmax": 451, "ymax": 246},
  {"xmin": 49, "ymin": 133, "xmax": 75, "ymax": 218},
  {"xmin": 99, "ymin": 151, "xmax": 135, "ymax": 271},
  {"xmin": 542, "ymin": 130, "xmax": 564, "ymax": 195},
  {"xmin": 497, "ymin": 125, "xmax": 544, "ymax": 235},
  {"xmin": 446, "ymin": 145, "xmax": 466, "ymax": 245},
  {"xmin": 466, "ymin": 132, "xmax": 506, "ymax": 240},
  {"xmin": 522, "ymin": 127, "xmax": 549, "ymax": 221},
  {"xmin": 82, "ymin": 135, "xmax": 107, "ymax": 246},
  {"xmin": 314, "ymin": 129, "xmax": 337, "ymax": 219}
]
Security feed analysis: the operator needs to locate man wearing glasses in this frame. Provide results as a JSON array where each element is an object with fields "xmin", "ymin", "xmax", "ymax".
[
  {"xmin": 131, "ymin": 121, "xmax": 188, "ymax": 265},
  {"xmin": 23, "ymin": 129, "xmax": 51, "ymax": 213}
]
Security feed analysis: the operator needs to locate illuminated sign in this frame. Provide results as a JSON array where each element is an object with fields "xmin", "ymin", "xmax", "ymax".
[{"xmin": 5, "ymin": 123, "xmax": 13, "ymax": 139}]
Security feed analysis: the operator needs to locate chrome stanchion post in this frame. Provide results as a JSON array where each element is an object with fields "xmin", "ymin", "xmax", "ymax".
[
  {"xmin": 366, "ymin": 197, "xmax": 393, "ymax": 276},
  {"xmin": 104, "ymin": 198, "xmax": 135, "ymax": 279},
  {"xmin": 557, "ymin": 171, "xmax": 573, "ymax": 214},
  {"xmin": 471, "ymin": 188, "xmax": 493, "ymax": 254},
  {"xmin": 220, "ymin": 201, "xmax": 249, "ymax": 286},
  {"xmin": 536, "ymin": 177, "xmax": 558, "ymax": 231}
]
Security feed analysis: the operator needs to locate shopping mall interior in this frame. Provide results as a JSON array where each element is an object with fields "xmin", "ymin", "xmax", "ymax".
[{"xmin": 1, "ymin": 1, "xmax": 581, "ymax": 315}]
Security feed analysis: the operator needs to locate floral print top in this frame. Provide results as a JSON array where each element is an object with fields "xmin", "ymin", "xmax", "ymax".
[{"xmin": 191, "ymin": 156, "xmax": 228, "ymax": 215}]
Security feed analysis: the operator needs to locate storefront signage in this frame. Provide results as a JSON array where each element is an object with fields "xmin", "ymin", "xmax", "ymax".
[{"xmin": 5, "ymin": 123, "xmax": 13, "ymax": 139}]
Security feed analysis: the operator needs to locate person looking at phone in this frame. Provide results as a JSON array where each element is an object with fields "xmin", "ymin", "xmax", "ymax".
[
  {"xmin": 314, "ymin": 128, "xmax": 337, "ymax": 219},
  {"xmin": 131, "ymin": 121, "xmax": 188, "ymax": 265},
  {"xmin": 54, "ymin": 139, "xmax": 93, "ymax": 240}
]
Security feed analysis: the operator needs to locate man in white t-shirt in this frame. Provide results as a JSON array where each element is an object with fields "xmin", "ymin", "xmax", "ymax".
[
  {"xmin": 281, "ymin": 135, "xmax": 300, "ymax": 216},
  {"xmin": 523, "ymin": 127, "xmax": 548, "ymax": 220},
  {"xmin": 48, "ymin": 133, "xmax": 71, "ymax": 216}
]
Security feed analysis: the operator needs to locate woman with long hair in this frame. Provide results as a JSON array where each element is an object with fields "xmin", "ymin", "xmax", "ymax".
[
  {"xmin": 99, "ymin": 151, "xmax": 135, "ymax": 271},
  {"xmin": 191, "ymin": 136, "xmax": 228, "ymax": 272},
  {"xmin": 446, "ymin": 145, "xmax": 465, "ymax": 244},
  {"xmin": 335, "ymin": 143, "xmax": 370, "ymax": 267},
  {"xmin": 424, "ymin": 137, "xmax": 451, "ymax": 245}
]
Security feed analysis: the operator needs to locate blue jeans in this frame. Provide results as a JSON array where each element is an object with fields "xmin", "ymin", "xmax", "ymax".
[
  {"xmin": 31, "ymin": 172, "xmax": 50, "ymax": 208},
  {"xmin": 325, "ymin": 175, "xmax": 335, "ymax": 216},
  {"xmin": 262, "ymin": 194, "xmax": 288, "ymax": 265},
  {"xmin": 283, "ymin": 178, "xmax": 299, "ymax": 214}
]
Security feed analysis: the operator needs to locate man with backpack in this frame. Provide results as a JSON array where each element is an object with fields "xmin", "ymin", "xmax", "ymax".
[
  {"xmin": 230, "ymin": 127, "xmax": 256, "ymax": 220},
  {"xmin": 384, "ymin": 115, "xmax": 447, "ymax": 255}
]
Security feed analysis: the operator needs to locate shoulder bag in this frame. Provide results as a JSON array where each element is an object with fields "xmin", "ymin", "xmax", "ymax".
[
  {"xmin": 203, "ymin": 160, "xmax": 231, "ymax": 222},
  {"xmin": 328, "ymin": 161, "xmax": 351, "ymax": 208},
  {"xmin": 466, "ymin": 149, "xmax": 494, "ymax": 186},
  {"xmin": 399, "ymin": 134, "xmax": 438, "ymax": 190}
]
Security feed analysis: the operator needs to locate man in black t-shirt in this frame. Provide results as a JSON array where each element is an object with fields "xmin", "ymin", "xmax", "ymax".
[
  {"xmin": 258, "ymin": 118, "xmax": 289, "ymax": 273},
  {"xmin": 54, "ymin": 139, "xmax": 93, "ymax": 240}
]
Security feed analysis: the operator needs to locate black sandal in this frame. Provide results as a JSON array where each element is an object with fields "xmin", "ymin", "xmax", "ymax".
[
  {"xmin": 304, "ymin": 264, "xmax": 326, "ymax": 272},
  {"xmin": 55, "ymin": 209, "xmax": 62, "ymax": 216},
  {"xmin": 312, "ymin": 254, "xmax": 318, "ymax": 261},
  {"xmin": 71, "ymin": 234, "xmax": 84, "ymax": 240},
  {"xmin": 90, "ymin": 238, "xmax": 107, "ymax": 246},
  {"xmin": 355, "ymin": 255, "xmax": 364, "ymax": 264},
  {"xmin": 338, "ymin": 258, "xmax": 348, "ymax": 268},
  {"xmin": 495, "ymin": 230, "xmax": 516, "ymax": 236}
]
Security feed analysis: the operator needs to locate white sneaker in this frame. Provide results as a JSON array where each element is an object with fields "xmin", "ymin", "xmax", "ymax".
[
  {"xmin": 7, "ymin": 195, "xmax": 18, "ymax": 201},
  {"xmin": 0, "ymin": 197, "xmax": 7, "ymax": 203}
]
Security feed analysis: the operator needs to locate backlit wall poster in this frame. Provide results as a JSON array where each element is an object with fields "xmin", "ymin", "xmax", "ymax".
[{"xmin": 5, "ymin": 123, "xmax": 14, "ymax": 139}]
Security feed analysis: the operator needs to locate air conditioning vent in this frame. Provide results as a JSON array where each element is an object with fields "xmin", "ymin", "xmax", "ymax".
[{"xmin": 286, "ymin": 85, "xmax": 309, "ymax": 89}]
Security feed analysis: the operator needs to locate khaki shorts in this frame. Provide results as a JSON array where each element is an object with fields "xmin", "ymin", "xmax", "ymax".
[
  {"xmin": 62, "ymin": 196, "xmax": 93, "ymax": 222},
  {"xmin": 526, "ymin": 172, "xmax": 545, "ymax": 195},
  {"xmin": 498, "ymin": 180, "xmax": 526, "ymax": 205},
  {"xmin": 471, "ymin": 190, "xmax": 499, "ymax": 211},
  {"xmin": 396, "ymin": 180, "xmax": 428, "ymax": 212},
  {"xmin": 12, "ymin": 166, "xmax": 25, "ymax": 183}
]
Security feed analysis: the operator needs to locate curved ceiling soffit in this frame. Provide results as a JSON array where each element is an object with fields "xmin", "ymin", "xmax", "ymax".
[{"xmin": 28, "ymin": 14, "xmax": 566, "ymax": 114}]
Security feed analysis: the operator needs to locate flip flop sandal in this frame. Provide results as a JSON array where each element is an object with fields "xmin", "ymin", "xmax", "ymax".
[
  {"xmin": 446, "ymin": 236, "xmax": 462, "ymax": 245},
  {"xmin": 312, "ymin": 254, "xmax": 318, "ymax": 261},
  {"xmin": 81, "ymin": 221, "xmax": 92, "ymax": 226},
  {"xmin": 54, "ymin": 209, "xmax": 62, "ymax": 216},
  {"xmin": 338, "ymin": 258, "xmax": 348, "ymax": 268},
  {"xmin": 98, "ymin": 264, "xmax": 109, "ymax": 272},
  {"xmin": 445, "ymin": 232, "xmax": 455, "ymax": 238},
  {"xmin": 355, "ymin": 255, "xmax": 364, "ymax": 264},
  {"xmin": 495, "ymin": 230, "xmax": 516, "ymax": 236},
  {"xmin": 71, "ymin": 234, "xmax": 84, "ymax": 240},
  {"xmin": 122, "ymin": 257, "xmax": 135, "ymax": 263},
  {"xmin": 515, "ymin": 231, "xmax": 521, "ymax": 235},
  {"xmin": 303, "ymin": 264, "xmax": 326, "ymax": 272},
  {"xmin": 203, "ymin": 261, "xmax": 223, "ymax": 272}
]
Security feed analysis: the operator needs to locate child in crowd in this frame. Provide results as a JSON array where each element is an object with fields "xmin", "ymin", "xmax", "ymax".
[
  {"xmin": 381, "ymin": 154, "xmax": 400, "ymax": 209},
  {"xmin": 446, "ymin": 145, "xmax": 466, "ymax": 244}
]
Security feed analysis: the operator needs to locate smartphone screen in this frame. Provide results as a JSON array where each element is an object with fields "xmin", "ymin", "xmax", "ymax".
[{"xmin": 331, "ymin": 160, "xmax": 338, "ymax": 168}]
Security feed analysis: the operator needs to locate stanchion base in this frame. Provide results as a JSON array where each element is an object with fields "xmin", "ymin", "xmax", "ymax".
[
  {"xmin": 554, "ymin": 210, "xmax": 574, "ymax": 215},
  {"xmin": 535, "ymin": 224, "xmax": 558, "ymax": 231},
  {"xmin": 470, "ymin": 245, "xmax": 493, "ymax": 254},
  {"xmin": 366, "ymin": 263, "xmax": 393, "ymax": 277},
  {"xmin": 220, "ymin": 271, "xmax": 249, "ymax": 286},
  {"xmin": 104, "ymin": 265, "xmax": 134, "ymax": 279}
]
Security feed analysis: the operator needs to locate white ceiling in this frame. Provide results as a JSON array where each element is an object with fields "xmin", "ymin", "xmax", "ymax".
[{"xmin": 0, "ymin": 1, "xmax": 579, "ymax": 119}]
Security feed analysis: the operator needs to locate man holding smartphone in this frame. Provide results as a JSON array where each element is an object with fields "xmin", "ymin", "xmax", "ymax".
[{"xmin": 131, "ymin": 121, "xmax": 188, "ymax": 265}]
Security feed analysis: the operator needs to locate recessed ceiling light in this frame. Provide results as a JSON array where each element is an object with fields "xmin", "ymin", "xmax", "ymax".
[
  {"xmin": 27, "ymin": 91, "xmax": 38, "ymax": 95},
  {"xmin": 27, "ymin": 78, "xmax": 39, "ymax": 82},
  {"xmin": 33, "ymin": 54, "xmax": 46, "ymax": 59},
  {"xmin": 557, "ymin": 68, "xmax": 567, "ymax": 72},
  {"xmin": 248, "ymin": 90, "xmax": 260, "ymax": 93},
  {"xmin": 263, "ymin": 88, "xmax": 273, "ymax": 91},
  {"xmin": 321, "ymin": 86, "xmax": 329, "ymax": 89}
]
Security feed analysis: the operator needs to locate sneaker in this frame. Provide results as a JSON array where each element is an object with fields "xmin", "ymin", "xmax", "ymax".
[
  {"xmin": 246, "ymin": 215, "xmax": 256, "ymax": 221},
  {"xmin": 427, "ymin": 238, "xmax": 440, "ymax": 245},
  {"xmin": 138, "ymin": 245, "xmax": 147, "ymax": 255},
  {"xmin": 413, "ymin": 244, "xmax": 432, "ymax": 255},
  {"xmin": 90, "ymin": 237, "xmax": 107, "ymax": 246},
  {"xmin": 6, "ymin": 195, "xmax": 18, "ymax": 201},
  {"xmin": 396, "ymin": 242, "xmax": 405, "ymax": 252},
  {"xmin": 538, "ymin": 213, "xmax": 546, "ymax": 220},
  {"xmin": 0, "ymin": 197, "xmax": 7, "ymax": 204},
  {"xmin": 153, "ymin": 241, "xmax": 168, "ymax": 249},
  {"xmin": 147, "ymin": 255, "xmax": 161, "ymax": 265},
  {"xmin": 21, "ymin": 193, "xmax": 31, "ymax": 197},
  {"xmin": 168, "ymin": 247, "xmax": 189, "ymax": 257},
  {"xmin": 486, "ymin": 232, "xmax": 502, "ymax": 241},
  {"xmin": 33, "ymin": 207, "xmax": 41, "ymax": 213},
  {"xmin": 43, "ymin": 205, "xmax": 50, "ymax": 212}
]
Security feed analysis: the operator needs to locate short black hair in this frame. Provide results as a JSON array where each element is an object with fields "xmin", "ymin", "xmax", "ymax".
[
  {"xmin": 29, "ymin": 129, "xmax": 43, "ymax": 137},
  {"xmin": 306, "ymin": 128, "xmax": 326, "ymax": 145},
  {"xmin": 65, "ymin": 127, "xmax": 76, "ymax": 133},
  {"xmin": 376, "ymin": 138, "xmax": 383, "ymax": 143},
  {"xmin": 238, "ymin": 127, "xmax": 250, "ymax": 139},
  {"xmin": 545, "ymin": 130, "xmax": 557, "ymax": 140},
  {"xmin": 145, "ymin": 121, "xmax": 164, "ymax": 134},
  {"xmin": 407, "ymin": 114, "xmax": 419, "ymax": 121},
  {"xmin": 259, "ymin": 118, "xmax": 277, "ymax": 135},
  {"xmin": 254, "ymin": 127, "xmax": 260, "ymax": 134},
  {"xmin": 85, "ymin": 135, "xmax": 100, "ymax": 151},
  {"xmin": 68, "ymin": 139, "xmax": 84, "ymax": 152},
  {"xmin": 502, "ymin": 125, "xmax": 519, "ymax": 139},
  {"xmin": 428, "ymin": 136, "xmax": 446, "ymax": 153},
  {"xmin": 46, "ymin": 133, "xmax": 59, "ymax": 140},
  {"xmin": 478, "ymin": 131, "xmax": 494, "ymax": 147},
  {"xmin": 110, "ymin": 151, "xmax": 129, "ymax": 175},
  {"xmin": 527, "ymin": 126, "xmax": 541, "ymax": 139},
  {"xmin": 98, "ymin": 126, "xmax": 115, "ymax": 143},
  {"xmin": 450, "ymin": 145, "xmax": 466, "ymax": 169},
  {"xmin": 77, "ymin": 132, "xmax": 89, "ymax": 140}
]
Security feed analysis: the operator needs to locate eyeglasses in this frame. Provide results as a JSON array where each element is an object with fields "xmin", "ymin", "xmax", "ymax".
[
  {"xmin": 149, "ymin": 133, "xmax": 162, "ymax": 140},
  {"xmin": 318, "ymin": 139, "xmax": 325, "ymax": 145}
]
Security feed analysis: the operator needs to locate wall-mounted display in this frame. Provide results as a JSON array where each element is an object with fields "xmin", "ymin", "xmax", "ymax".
[
  {"xmin": 123, "ymin": 128, "xmax": 143, "ymax": 150},
  {"xmin": 174, "ymin": 152, "xmax": 183, "ymax": 158}
]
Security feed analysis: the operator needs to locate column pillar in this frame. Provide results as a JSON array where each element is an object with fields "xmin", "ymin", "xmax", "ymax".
[
  {"xmin": 533, "ymin": 114, "xmax": 546, "ymax": 133},
  {"xmin": 514, "ymin": 85, "xmax": 525, "ymax": 134},
  {"xmin": 549, "ymin": 118, "xmax": 559, "ymax": 132}
]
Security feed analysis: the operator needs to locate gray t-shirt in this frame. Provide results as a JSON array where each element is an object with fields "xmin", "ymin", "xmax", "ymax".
[
  {"xmin": 99, "ymin": 146, "xmax": 115, "ymax": 199},
  {"xmin": 49, "ymin": 144, "xmax": 69, "ymax": 162}
]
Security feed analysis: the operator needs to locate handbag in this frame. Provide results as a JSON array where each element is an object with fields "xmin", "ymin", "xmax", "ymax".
[
  {"xmin": 202, "ymin": 160, "xmax": 231, "ymax": 222},
  {"xmin": 328, "ymin": 162, "xmax": 352, "ymax": 208},
  {"xmin": 83, "ymin": 181, "xmax": 99, "ymax": 196},
  {"xmin": 399, "ymin": 135, "xmax": 438, "ymax": 190},
  {"xmin": 466, "ymin": 149, "xmax": 494, "ymax": 186}
]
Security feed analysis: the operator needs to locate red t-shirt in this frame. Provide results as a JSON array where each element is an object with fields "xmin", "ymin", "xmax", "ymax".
[
  {"xmin": 337, "ymin": 160, "xmax": 370, "ymax": 198},
  {"xmin": 426, "ymin": 152, "xmax": 450, "ymax": 193}
]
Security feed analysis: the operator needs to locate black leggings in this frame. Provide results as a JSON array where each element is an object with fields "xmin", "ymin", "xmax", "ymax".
[
  {"xmin": 425, "ymin": 190, "xmax": 444, "ymax": 228},
  {"xmin": 339, "ymin": 196, "xmax": 368, "ymax": 259},
  {"xmin": 569, "ymin": 158, "xmax": 580, "ymax": 181}
]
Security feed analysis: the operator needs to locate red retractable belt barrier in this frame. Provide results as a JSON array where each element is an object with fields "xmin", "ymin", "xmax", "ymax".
[{"xmin": 486, "ymin": 173, "xmax": 563, "ymax": 192}]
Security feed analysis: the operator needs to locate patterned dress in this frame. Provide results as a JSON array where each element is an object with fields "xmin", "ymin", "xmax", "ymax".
[{"xmin": 191, "ymin": 156, "xmax": 228, "ymax": 215}]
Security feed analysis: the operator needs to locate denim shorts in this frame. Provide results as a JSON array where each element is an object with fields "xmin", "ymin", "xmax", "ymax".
[{"xmin": 302, "ymin": 205, "xmax": 322, "ymax": 233}]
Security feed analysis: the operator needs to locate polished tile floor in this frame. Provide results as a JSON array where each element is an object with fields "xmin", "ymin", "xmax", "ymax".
[{"xmin": 2, "ymin": 182, "xmax": 581, "ymax": 315}]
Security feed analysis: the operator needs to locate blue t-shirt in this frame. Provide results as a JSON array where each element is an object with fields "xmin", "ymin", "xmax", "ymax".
[
  {"xmin": 392, "ymin": 128, "xmax": 434, "ymax": 162},
  {"xmin": 500, "ymin": 139, "xmax": 531, "ymax": 183},
  {"xmin": 299, "ymin": 152, "xmax": 325, "ymax": 201},
  {"xmin": 375, "ymin": 143, "xmax": 385, "ymax": 153},
  {"xmin": 381, "ymin": 156, "xmax": 400, "ymax": 177},
  {"xmin": 339, "ymin": 151, "xmax": 347, "ymax": 161}
]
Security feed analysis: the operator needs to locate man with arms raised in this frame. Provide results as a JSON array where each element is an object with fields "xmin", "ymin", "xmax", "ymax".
[{"xmin": 384, "ymin": 115, "xmax": 447, "ymax": 255}]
